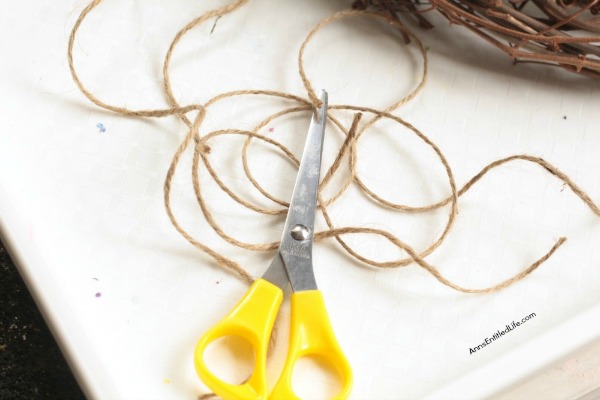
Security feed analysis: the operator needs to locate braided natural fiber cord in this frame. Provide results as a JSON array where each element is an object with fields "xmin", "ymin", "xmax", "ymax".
[
  {"xmin": 68, "ymin": 1, "xmax": 599, "ymax": 397},
  {"xmin": 68, "ymin": 0, "xmax": 600, "ymax": 297}
]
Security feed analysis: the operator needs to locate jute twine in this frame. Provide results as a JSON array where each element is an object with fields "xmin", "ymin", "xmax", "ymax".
[
  {"xmin": 68, "ymin": 0, "xmax": 600, "ymax": 297},
  {"xmin": 68, "ymin": 1, "xmax": 599, "ymax": 397}
]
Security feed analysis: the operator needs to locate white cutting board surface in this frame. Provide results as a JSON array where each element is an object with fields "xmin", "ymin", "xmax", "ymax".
[{"xmin": 1, "ymin": 1, "xmax": 600, "ymax": 399}]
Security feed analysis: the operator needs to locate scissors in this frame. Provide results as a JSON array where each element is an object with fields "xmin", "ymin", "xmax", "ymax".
[{"xmin": 194, "ymin": 90, "xmax": 352, "ymax": 400}]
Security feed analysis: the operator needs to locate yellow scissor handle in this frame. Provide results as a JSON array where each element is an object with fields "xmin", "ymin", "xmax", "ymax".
[
  {"xmin": 194, "ymin": 279, "xmax": 283, "ymax": 400},
  {"xmin": 269, "ymin": 290, "xmax": 353, "ymax": 400}
]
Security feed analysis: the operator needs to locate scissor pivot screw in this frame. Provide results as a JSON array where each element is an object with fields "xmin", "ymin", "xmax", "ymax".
[{"xmin": 290, "ymin": 224, "xmax": 310, "ymax": 241}]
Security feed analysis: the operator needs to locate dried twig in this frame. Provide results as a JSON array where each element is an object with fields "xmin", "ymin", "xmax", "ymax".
[{"xmin": 353, "ymin": 0, "xmax": 600, "ymax": 77}]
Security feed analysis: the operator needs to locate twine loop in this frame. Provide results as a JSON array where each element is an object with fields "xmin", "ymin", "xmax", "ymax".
[{"xmin": 68, "ymin": 0, "xmax": 600, "ymax": 296}]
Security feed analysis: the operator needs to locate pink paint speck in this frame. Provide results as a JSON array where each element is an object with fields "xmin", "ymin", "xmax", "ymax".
[{"xmin": 268, "ymin": 127, "xmax": 275, "ymax": 133}]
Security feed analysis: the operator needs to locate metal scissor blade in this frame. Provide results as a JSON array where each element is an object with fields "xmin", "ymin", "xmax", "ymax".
[
  {"xmin": 262, "ymin": 251, "xmax": 289, "ymax": 291},
  {"xmin": 283, "ymin": 90, "xmax": 327, "ymax": 236},
  {"xmin": 275, "ymin": 89, "xmax": 328, "ymax": 292}
]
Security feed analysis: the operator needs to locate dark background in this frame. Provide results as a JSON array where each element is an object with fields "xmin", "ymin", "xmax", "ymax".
[{"xmin": 0, "ymin": 241, "xmax": 85, "ymax": 399}]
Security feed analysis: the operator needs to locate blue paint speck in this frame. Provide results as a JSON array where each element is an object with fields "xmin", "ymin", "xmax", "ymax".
[{"xmin": 97, "ymin": 123, "xmax": 106, "ymax": 133}]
